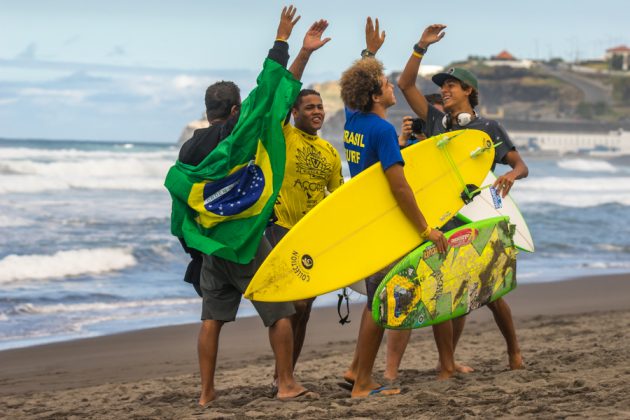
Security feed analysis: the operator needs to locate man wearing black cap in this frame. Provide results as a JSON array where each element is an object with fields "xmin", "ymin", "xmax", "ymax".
[{"xmin": 397, "ymin": 24, "xmax": 529, "ymax": 373}]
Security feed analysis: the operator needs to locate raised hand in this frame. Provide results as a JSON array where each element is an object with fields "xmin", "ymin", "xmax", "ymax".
[
  {"xmin": 276, "ymin": 5, "xmax": 301, "ymax": 41},
  {"xmin": 302, "ymin": 19, "xmax": 331, "ymax": 52},
  {"xmin": 419, "ymin": 24, "xmax": 446, "ymax": 48},
  {"xmin": 365, "ymin": 17, "xmax": 385, "ymax": 54}
]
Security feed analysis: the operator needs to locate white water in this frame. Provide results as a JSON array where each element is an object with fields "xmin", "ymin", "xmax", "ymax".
[{"xmin": 0, "ymin": 248, "xmax": 137, "ymax": 283}]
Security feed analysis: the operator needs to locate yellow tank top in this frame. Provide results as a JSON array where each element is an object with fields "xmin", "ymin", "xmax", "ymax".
[{"xmin": 274, "ymin": 124, "xmax": 344, "ymax": 229}]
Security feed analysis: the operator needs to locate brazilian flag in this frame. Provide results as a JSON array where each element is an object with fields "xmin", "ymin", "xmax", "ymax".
[{"xmin": 164, "ymin": 58, "xmax": 302, "ymax": 264}]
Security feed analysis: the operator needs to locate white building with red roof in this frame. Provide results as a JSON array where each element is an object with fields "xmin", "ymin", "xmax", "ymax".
[
  {"xmin": 605, "ymin": 45, "xmax": 630, "ymax": 71},
  {"xmin": 484, "ymin": 50, "xmax": 534, "ymax": 69}
]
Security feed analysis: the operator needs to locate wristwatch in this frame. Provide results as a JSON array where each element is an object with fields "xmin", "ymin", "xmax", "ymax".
[
  {"xmin": 413, "ymin": 44, "xmax": 427, "ymax": 55},
  {"xmin": 361, "ymin": 48, "xmax": 375, "ymax": 58}
]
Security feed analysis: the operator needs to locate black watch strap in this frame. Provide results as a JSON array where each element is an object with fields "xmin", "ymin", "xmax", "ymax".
[
  {"xmin": 413, "ymin": 44, "xmax": 427, "ymax": 55},
  {"xmin": 361, "ymin": 48, "xmax": 376, "ymax": 58}
]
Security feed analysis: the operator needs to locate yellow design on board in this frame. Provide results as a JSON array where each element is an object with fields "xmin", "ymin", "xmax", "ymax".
[{"xmin": 385, "ymin": 274, "xmax": 422, "ymax": 327}]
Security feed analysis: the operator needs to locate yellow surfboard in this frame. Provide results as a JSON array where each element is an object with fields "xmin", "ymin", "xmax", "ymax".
[{"xmin": 244, "ymin": 129, "xmax": 495, "ymax": 302}]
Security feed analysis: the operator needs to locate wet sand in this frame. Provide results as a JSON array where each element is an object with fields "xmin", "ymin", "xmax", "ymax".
[{"xmin": 1, "ymin": 273, "xmax": 629, "ymax": 419}]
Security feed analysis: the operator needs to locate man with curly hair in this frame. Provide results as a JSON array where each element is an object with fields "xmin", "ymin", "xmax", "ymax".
[{"xmin": 339, "ymin": 18, "xmax": 449, "ymax": 398}]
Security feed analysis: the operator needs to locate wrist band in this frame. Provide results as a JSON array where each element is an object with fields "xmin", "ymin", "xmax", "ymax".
[
  {"xmin": 420, "ymin": 225, "xmax": 432, "ymax": 240},
  {"xmin": 412, "ymin": 51, "xmax": 424, "ymax": 59},
  {"xmin": 361, "ymin": 48, "xmax": 376, "ymax": 58},
  {"xmin": 275, "ymin": 38, "xmax": 287, "ymax": 43},
  {"xmin": 413, "ymin": 43, "xmax": 427, "ymax": 55}
]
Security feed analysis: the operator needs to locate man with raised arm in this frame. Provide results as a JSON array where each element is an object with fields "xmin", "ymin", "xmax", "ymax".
[
  {"xmin": 397, "ymin": 24, "xmax": 529, "ymax": 371},
  {"xmin": 265, "ymin": 23, "xmax": 341, "ymax": 391},
  {"xmin": 169, "ymin": 6, "xmax": 330, "ymax": 405},
  {"xmin": 340, "ymin": 17, "xmax": 450, "ymax": 397}
]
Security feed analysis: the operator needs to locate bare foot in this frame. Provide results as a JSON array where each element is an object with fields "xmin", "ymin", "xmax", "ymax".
[
  {"xmin": 276, "ymin": 382, "xmax": 319, "ymax": 401},
  {"xmin": 509, "ymin": 352, "xmax": 524, "ymax": 370},
  {"xmin": 277, "ymin": 389, "xmax": 319, "ymax": 401},
  {"xmin": 199, "ymin": 389, "xmax": 217, "ymax": 407},
  {"xmin": 436, "ymin": 361, "xmax": 474, "ymax": 374},
  {"xmin": 437, "ymin": 368, "xmax": 455, "ymax": 380},
  {"xmin": 342, "ymin": 370, "xmax": 356, "ymax": 385}
]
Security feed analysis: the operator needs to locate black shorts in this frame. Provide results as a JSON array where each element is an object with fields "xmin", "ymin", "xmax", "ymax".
[{"xmin": 200, "ymin": 237, "xmax": 295, "ymax": 327}]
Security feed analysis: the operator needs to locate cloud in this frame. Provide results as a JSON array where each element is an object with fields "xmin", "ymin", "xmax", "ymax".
[{"xmin": 0, "ymin": 58, "xmax": 260, "ymax": 141}]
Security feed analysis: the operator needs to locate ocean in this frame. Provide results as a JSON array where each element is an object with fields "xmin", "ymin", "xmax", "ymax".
[{"xmin": 0, "ymin": 138, "xmax": 629, "ymax": 351}]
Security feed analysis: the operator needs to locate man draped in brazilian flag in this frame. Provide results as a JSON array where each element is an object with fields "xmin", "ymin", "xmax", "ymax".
[{"xmin": 164, "ymin": 6, "xmax": 330, "ymax": 405}]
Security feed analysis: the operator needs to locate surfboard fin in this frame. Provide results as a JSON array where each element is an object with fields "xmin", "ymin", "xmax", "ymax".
[{"xmin": 461, "ymin": 184, "xmax": 480, "ymax": 204}]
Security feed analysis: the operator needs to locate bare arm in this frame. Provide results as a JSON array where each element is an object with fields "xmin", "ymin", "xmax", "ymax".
[
  {"xmin": 397, "ymin": 24, "xmax": 446, "ymax": 121},
  {"xmin": 384, "ymin": 164, "xmax": 447, "ymax": 252},
  {"xmin": 275, "ymin": 5, "xmax": 300, "ymax": 41},
  {"xmin": 493, "ymin": 150, "xmax": 529, "ymax": 197},
  {"xmin": 288, "ymin": 19, "xmax": 331, "ymax": 81},
  {"xmin": 364, "ymin": 17, "xmax": 385, "ymax": 55}
]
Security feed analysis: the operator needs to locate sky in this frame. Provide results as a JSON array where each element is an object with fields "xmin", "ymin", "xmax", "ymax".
[{"xmin": 1, "ymin": 0, "xmax": 628, "ymax": 143}]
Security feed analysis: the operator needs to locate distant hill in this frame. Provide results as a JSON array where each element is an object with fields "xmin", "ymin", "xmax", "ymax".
[
  {"xmin": 178, "ymin": 60, "xmax": 630, "ymax": 154},
  {"xmin": 318, "ymin": 60, "xmax": 630, "ymax": 154}
]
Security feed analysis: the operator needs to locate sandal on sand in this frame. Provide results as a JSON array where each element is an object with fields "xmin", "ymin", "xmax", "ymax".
[
  {"xmin": 276, "ymin": 389, "xmax": 320, "ymax": 401},
  {"xmin": 367, "ymin": 385, "xmax": 400, "ymax": 397}
]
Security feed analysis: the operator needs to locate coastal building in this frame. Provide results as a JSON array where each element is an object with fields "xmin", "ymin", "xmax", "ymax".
[
  {"xmin": 511, "ymin": 129, "xmax": 630, "ymax": 156},
  {"xmin": 605, "ymin": 45, "xmax": 630, "ymax": 71},
  {"xmin": 484, "ymin": 50, "xmax": 534, "ymax": 69}
]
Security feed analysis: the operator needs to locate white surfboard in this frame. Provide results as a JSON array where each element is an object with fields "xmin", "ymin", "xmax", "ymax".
[
  {"xmin": 348, "ymin": 280, "xmax": 367, "ymax": 295},
  {"xmin": 458, "ymin": 172, "xmax": 535, "ymax": 252}
]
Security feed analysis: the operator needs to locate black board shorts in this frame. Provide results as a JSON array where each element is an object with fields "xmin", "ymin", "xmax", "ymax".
[
  {"xmin": 200, "ymin": 237, "xmax": 295, "ymax": 327},
  {"xmin": 365, "ymin": 262, "xmax": 397, "ymax": 308}
]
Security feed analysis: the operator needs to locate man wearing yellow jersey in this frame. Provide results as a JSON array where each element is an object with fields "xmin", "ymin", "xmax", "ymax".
[{"xmin": 266, "ymin": 88, "xmax": 344, "ymax": 378}]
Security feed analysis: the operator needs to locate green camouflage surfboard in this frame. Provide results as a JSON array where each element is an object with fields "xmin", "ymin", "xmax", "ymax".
[{"xmin": 373, "ymin": 216, "xmax": 517, "ymax": 329}]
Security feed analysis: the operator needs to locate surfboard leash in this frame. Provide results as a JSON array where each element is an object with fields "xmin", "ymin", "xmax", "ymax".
[{"xmin": 337, "ymin": 288, "xmax": 352, "ymax": 325}]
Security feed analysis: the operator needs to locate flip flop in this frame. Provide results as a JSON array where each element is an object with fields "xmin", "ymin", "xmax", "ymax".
[
  {"xmin": 367, "ymin": 385, "xmax": 400, "ymax": 397},
  {"xmin": 276, "ymin": 389, "xmax": 320, "ymax": 401}
]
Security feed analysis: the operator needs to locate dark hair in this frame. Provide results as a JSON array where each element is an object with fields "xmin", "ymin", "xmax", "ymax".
[
  {"xmin": 340, "ymin": 58, "xmax": 384, "ymax": 113},
  {"xmin": 293, "ymin": 89, "xmax": 321, "ymax": 109},
  {"xmin": 205, "ymin": 81, "xmax": 241, "ymax": 121},
  {"xmin": 458, "ymin": 81, "xmax": 479, "ymax": 108},
  {"xmin": 424, "ymin": 93, "xmax": 443, "ymax": 106}
]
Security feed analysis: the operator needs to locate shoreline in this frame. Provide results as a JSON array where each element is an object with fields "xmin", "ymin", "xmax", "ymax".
[
  {"xmin": 1, "ymin": 272, "xmax": 629, "ymax": 418},
  {"xmin": 2, "ymin": 272, "xmax": 630, "ymax": 394},
  {"xmin": 3, "ymin": 268, "xmax": 629, "ymax": 354}
]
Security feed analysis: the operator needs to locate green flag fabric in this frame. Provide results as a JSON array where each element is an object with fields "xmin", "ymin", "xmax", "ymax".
[{"xmin": 165, "ymin": 58, "xmax": 302, "ymax": 264}]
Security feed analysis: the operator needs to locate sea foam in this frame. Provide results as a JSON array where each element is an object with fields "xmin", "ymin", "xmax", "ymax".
[
  {"xmin": 0, "ymin": 248, "xmax": 137, "ymax": 283},
  {"xmin": 512, "ymin": 176, "xmax": 630, "ymax": 207},
  {"xmin": 557, "ymin": 159, "xmax": 619, "ymax": 173}
]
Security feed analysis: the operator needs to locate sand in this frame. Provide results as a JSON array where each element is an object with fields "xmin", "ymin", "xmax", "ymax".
[{"xmin": 1, "ymin": 273, "xmax": 630, "ymax": 419}]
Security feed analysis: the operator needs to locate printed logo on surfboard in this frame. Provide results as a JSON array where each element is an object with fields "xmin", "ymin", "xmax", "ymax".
[
  {"xmin": 489, "ymin": 186, "xmax": 503, "ymax": 209},
  {"xmin": 447, "ymin": 228, "xmax": 478, "ymax": 248},
  {"xmin": 290, "ymin": 250, "xmax": 312, "ymax": 282}
]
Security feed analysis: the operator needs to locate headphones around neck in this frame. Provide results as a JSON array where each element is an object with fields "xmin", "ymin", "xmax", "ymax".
[{"xmin": 441, "ymin": 110, "xmax": 477, "ymax": 129}]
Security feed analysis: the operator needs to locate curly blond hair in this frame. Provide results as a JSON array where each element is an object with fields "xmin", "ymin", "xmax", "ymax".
[{"xmin": 340, "ymin": 58, "xmax": 384, "ymax": 113}]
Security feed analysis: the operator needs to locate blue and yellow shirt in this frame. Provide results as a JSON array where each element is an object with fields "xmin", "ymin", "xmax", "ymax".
[{"xmin": 343, "ymin": 108, "xmax": 403, "ymax": 177}]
